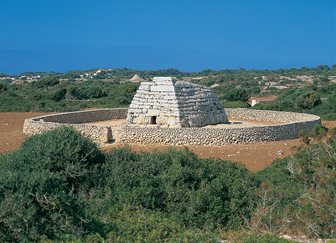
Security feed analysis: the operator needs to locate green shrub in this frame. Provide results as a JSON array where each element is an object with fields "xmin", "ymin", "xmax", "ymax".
[
  {"xmin": 69, "ymin": 86, "xmax": 107, "ymax": 99},
  {"xmin": 0, "ymin": 83, "xmax": 7, "ymax": 93},
  {"xmin": 224, "ymin": 87, "xmax": 249, "ymax": 102},
  {"xmin": 294, "ymin": 91, "xmax": 321, "ymax": 110},
  {"xmin": 0, "ymin": 127, "xmax": 104, "ymax": 241},
  {"xmin": 33, "ymin": 76, "xmax": 60, "ymax": 88},
  {"xmin": 104, "ymin": 206, "xmax": 183, "ymax": 242},
  {"xmin": 102, "ymin": 147, "xmax": 257, "ymax": 230},
  {"xmin": 51, "ymin": 88, "xmax": 67, "ymax": 101},
  {"xmin": 253, "ymin": 137, "xmax": 336, "ymax": 238},
  {"xmin": 222, "ymin": 100, "xmax": 250, "ymax": 108},
  {"xmin": 4, "ymin": 125, "xmax": 335, "ymax": 240},
  {"xmin": 0, "ymin": 129, "xmax": 258, "ymax": 241}
]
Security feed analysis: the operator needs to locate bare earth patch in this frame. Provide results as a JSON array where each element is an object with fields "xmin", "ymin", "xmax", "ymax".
[
  {"xmin": 0, "ymin": 112, "xmax": 47, "ymax": 154},
  {"xmin": 1, "ymin": 112, "xmax": 334, "ymax": 172},
  {"xmin": 322, "ymin": 120, "xmax": 336, "ymax": 129},
  {"xmin": 105, "ymin": 139, "xmax": 302, "ymax": 172}
]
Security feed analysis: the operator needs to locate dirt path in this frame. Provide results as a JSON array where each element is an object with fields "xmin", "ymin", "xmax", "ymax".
[{"xmin": 1, "ymin": 112, "xmax": 334, "ymax": 171}]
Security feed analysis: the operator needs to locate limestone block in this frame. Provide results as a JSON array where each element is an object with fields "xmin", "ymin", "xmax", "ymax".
[
  {"xmin": 150, "ymin": 85, "xmax": 175, "ymax": 92},
  {"xmin": 147, "ymin": 109, "xmax": 160, "ymax": 116},
  {"xmin": 144, "ymin": 116, "xmax": 153, "ymax": 124},
  {"xmin": 153, "ymin": 77, "xmax": 173, "ymax": 82},
  {"xmin": 166, "ymin": 116, "xmax": 177, "ymax": 126},
  {"xmin": 141, "ymin": 82, "xmax": 153, "ymax": 85},
  {"xmin": 135, "ymin": 114, "xmax": 145, "ymax": 124},
  {"xmin": 139, "ymin": 85, "xmax": 150, "ymax": 91}
]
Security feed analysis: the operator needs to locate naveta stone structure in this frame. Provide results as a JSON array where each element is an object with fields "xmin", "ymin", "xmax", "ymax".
[{"xmin": 127, "ymin": 77, "xmax": 228, "ymax": 127}]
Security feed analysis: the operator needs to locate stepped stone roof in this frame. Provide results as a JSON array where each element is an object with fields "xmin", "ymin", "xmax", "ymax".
[
  {"xmin": 130, "ymin": 74, "xmax": 145, "ymax": 82},
  {"xmin": 127, "ymin": 77, "xmax": 228, "ymax": 127}
]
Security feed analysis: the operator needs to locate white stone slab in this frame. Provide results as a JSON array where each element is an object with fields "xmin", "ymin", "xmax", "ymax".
[
  {"xmin": 153, "ymin": 77, "xmax": 173, "ymax": 82},
  {"xmin": 150, "ymin": 85, "xmax": 175, "ymax": 92}
]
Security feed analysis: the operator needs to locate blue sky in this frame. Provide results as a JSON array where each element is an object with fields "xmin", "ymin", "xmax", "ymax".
[{"xmin": 0, "ymin": 0, "xmax": 335, "ymax": 74}]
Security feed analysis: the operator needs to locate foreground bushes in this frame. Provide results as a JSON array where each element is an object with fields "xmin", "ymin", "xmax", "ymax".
[
  {"xmin": 0, "ymin": 128, "xmax": 104, "ymax": 240},
  {"xmin": 0, "ymin": 127, "xmax": 256, "ymax": 241},
  {"xmin": 0, "ymin": 127, "xmax": 335, "ymax": 241},
  {"xmin": 252, "ymin": 135, "xmax": 336, "ymax": 238}
]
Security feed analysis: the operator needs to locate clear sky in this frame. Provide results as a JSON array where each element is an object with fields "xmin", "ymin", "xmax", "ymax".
[{"xmin": 0, "ymin": 0, "xmax": 335, "ymax": 74}]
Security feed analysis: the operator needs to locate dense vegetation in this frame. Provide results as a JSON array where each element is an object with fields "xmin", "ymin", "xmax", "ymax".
[
  {"xmin": 1, "ymin": 65, "xmax": 336, "ymax": 118},
  {"xmin": 0, "ymin": 65, "xmax": 336, "ymax": 120},
  {"xmin": 0, "ymin": 127, "xmax": 334, "ymax": 241},
  {"xmin": 254, "ymin": 82, "xmax": 336, "ymax": 120},
  {"xmin": 0, "ymin": 77, "xmax": 138, "ymax": 112},
  {"xmin": 253, "ymin": 129, "xmax": 336, "ymax": 238}
]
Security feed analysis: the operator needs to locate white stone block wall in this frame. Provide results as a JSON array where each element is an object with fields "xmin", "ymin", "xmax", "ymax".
[{"xmin": 127, "ymin": 77, "xmax": 228, "ymax": 127}]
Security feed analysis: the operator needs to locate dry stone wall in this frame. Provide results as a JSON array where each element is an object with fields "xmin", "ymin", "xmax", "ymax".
[
  {"xmin": 120, "ymin": 109, "xmax": 321, "ymax": 146},
  {"xmin": 225, "ymin": 108, "xmax": 317, "ymax": 123},
  {"xmin": 39, "ymin": 108, "xmax": 127, "ymax": 124},
  {"xmin": 23, "ymin": 108, "xmax": 321, "ymax": 146},
  {"xmin": 23, "ymin": 108, "xmax": 128, "ymax": 145}
]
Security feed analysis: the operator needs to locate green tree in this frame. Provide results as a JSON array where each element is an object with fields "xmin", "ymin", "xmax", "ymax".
[
  {"xmin": 51, "ymin": 88, "xmax": 66, "ymax": 101},
  {"xmin": 319, "ymin": 76, "xmax": 330, "ymax": 83},
  {"xmin": 33, "ymin": 76, "xmax": 60, "ymax": 88},
  {"xmin": 294, "ymin": 91, "xmax": 321, "ymax": 110},
  {"xmin": 225, "ymin": 87, "xmax": 249, "ymax": 102},
  {"xmin": 0, "ymin": 83, "xmax": 7, "ymax": 93}
]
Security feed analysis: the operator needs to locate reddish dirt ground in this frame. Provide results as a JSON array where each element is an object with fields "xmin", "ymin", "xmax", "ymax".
[
  {"xmin": 108, "ymin": 139, "xmax": 302, "ymax": 171},
  {"xmin": 322, "ymin": 120, "xmax": 336, "ymax": 129},
  {"xmin": 1, "ymin": 112, "xmax": 334, "ymax": 172},
  {"xmin": 0, "ymin": 112, "xmax": 46, "ymax": 154}
]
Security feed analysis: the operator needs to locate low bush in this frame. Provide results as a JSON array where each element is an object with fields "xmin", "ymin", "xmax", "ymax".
[
  {"xmin": 0, "ymin": 83, "xmax": 7, "ymax": 93},
  {"xmin": 0, "ymin": 80, "xmax": 139, "ymax": 112},
  {"xmin": 224, "ymin": 87, "xmax": 249, "ymax": 102},
  {"xmin": 33, "ymin": 76, "xmax": 60, "ymax": 88},
  {"xmin": 252, "ymin": 136, "xmax": 336, "ymax": 238},
  {"xmin": 101, "ymin": 147, "xmax": 256, "ymax": 230},
  {"xmin": 69, "ymin": 86, "xmax": 107, "ymax": 99},
  {"xmin": 51, "ymin": 88, "xmax": 67, "ymax": 101},
  {"xmin": 222, "ymin": 100, "xmax": 250, "ymax": 108},
  {"xmin": 1, "ymin": 126, "xmax": 335, "ymax": 241},
  {"xmin": 0, "ymin": 128, "xmax": 256, "ymax": 241},
  {"xmin": 0, "ymin": 127, "xmax": 105, "ymax": 241}
]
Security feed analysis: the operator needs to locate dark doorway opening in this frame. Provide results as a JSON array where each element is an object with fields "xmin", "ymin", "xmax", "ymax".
[{"xmin": 150, "ymin": 116, "xmax": 157, "ymax": 125}]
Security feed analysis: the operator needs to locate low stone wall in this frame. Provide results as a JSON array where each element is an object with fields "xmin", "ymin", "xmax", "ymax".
[
  {"xmin": 23, "ymin": 108, "xmax": 128, "ymax": 144},
  {"xmin": 23, "ymin": 108, "xmax": 321, "ymax": 146},
  {"xmin": 225, "ymin": 108, "xmax": 318, "ymax": 123},
  {"xmin": 36, "ymin": 108, "xmax": 127, "ymax": 124},
  {"xmin": 119, "ymin": 109, "xmax": 321, "ymax": 146}
]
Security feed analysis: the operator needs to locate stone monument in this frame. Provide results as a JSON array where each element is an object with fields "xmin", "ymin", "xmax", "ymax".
[{"xmin": 127, "ymin": 77, "xmax": 228, "ymax": 127}]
